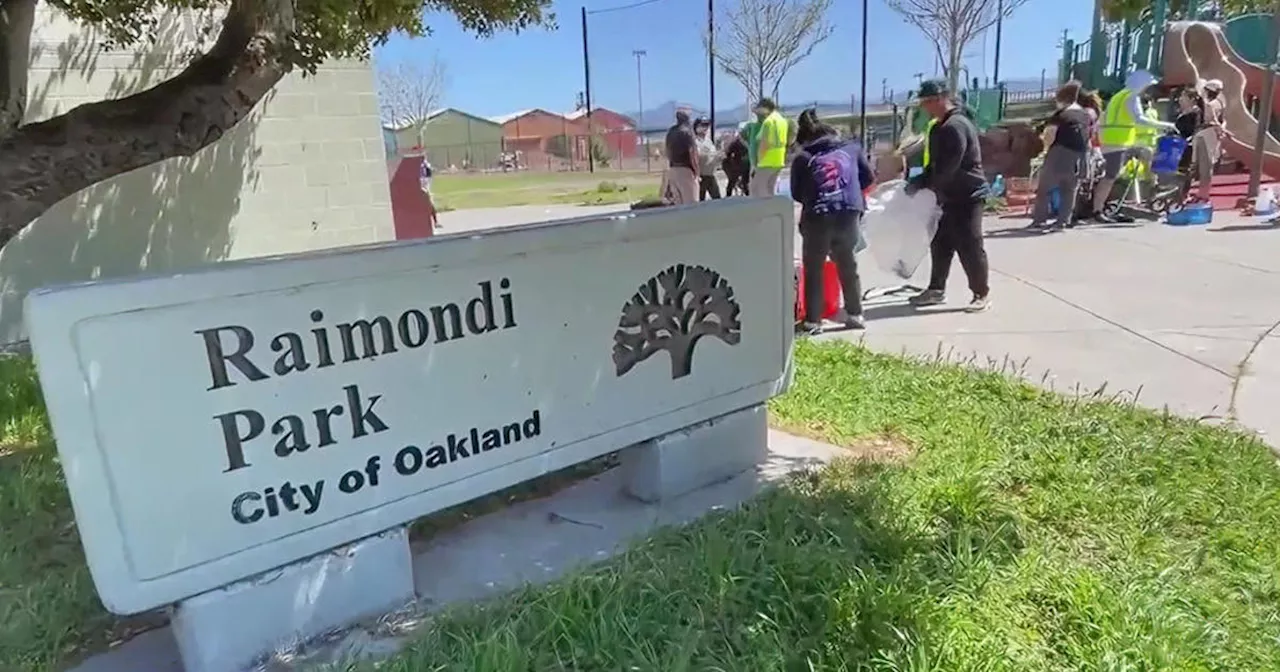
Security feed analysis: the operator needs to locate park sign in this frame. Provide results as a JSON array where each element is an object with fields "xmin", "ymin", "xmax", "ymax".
[{"xmin": 26, "ymin": 198, "xmax": 795, "ymax": 615}]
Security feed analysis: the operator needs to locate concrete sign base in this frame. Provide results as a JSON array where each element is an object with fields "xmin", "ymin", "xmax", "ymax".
[
  {"xmin": 621, "ymin": 404, "xmax": 769, "ymax": 503},
  {"xmin": 168, "ymin": 527, "xmax": 414, "ymax": 672}
]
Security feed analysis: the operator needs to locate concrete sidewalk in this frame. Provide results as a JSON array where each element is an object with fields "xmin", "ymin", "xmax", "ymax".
[
  {"xmin": 838, "ymin": 212, "xmax": 1280, "ymax": 445},
  {"xmin": 441, "ymin": 202, "xmax": 1280, "ymax": 441}
]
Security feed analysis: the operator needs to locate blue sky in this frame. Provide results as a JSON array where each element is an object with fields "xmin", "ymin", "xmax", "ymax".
[{"xmin": 374, "ymin": 0, "xmax": 1092, "ymax": 118}]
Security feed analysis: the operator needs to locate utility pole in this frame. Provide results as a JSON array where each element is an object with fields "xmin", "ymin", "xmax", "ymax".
[
  {"xmin": 633, "ymin": 49, "xmax": 649, "ymax": 172},
  {"xmin": 1248, "ymin": 2, "xmax": 1280, "ymax": 200},
  {"xmin": 708, "ymin": 0, "xmax": 716, "ymax": 131},
  {"xmin": 859, "ymin": 0, "xmax": 869, "ymax": 148},
  {"xmin": 882, "ymin": 78, "xmax": 888, "ymax": 103},
  {"xmin": 580, "ymin": 6, "xmax": 594, "ymax": 173},
  {"xmin": 993, "ymin": 0, "xmax": 1004, "ymax": 85}
]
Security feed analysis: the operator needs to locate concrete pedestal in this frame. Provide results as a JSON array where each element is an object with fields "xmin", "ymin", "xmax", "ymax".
[
  {"xmin": 168, "ymin": 527, "xmax": 414, "ymax": 672},
  {"xmin": 620, "ymin": 404, "xmax": 768, "ymax": 503}
]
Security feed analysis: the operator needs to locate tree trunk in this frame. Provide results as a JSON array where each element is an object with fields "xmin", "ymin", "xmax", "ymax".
[
  {"xmin": 0, "ymin": 0, "xmax": 35, "ymax": 138},
  {"xmin": 0, "ymin": 0, "xmax": 294, "ymax": 250},
  {"xmin": 947, "ymin": 45, "xmax": 963, "ymax": 93}
]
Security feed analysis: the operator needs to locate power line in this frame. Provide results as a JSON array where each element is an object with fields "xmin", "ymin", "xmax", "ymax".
[{"xmin": 587, "ymin": 0, "xmax": 665, "ymax": 15}]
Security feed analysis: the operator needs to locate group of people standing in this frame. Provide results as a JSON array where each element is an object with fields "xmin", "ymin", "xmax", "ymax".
[
  {"xmin": 661, "ymin": 98, "xmax": 790, "ymax": 205},
  {"xmin": 1028, "ymin": 70, "xmax": 1227, "ymax": 231},
  {"xmin": 661, "ymin": 84, "xmax": 995, "ymax": 336}
]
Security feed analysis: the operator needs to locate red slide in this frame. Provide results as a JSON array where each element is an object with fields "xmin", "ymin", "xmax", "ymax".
[{"xmin": 1163, "ymin": 21, "xmax": 1280, "ymax": 180}]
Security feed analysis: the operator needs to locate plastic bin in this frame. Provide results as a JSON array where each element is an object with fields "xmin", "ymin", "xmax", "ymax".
[
  {"xmin": 1152, "ymin": 136, "xmax": 1188, "ymax": 175},
  {"xmin": 1165, "ymin": 202, "xmax": 1213, "ymax": 226}
]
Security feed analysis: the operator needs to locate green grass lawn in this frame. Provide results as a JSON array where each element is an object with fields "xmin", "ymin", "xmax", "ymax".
[
  {"xmin": 0, "ymin": 358, "xmax": 155, "ymax": 671},
  {"xmin": 376, "ymin": 341, "xmax": 1280, "ymax": 671},
  {"xmin": 432, "ymin": 171, "xmax": 660, "ymax": 210},
  {"xmin": 5, "ymin": 342, "xmax": 1280, "ymax": 670}
]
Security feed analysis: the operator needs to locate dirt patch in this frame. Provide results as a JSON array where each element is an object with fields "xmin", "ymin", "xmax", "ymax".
[
  {"xmin": 841, "ymin": 434, "xmax": 915, "ymax": 463},
  {"xmin": 771, "ymin": 422, "xmax": 915, "ymax": 464}
]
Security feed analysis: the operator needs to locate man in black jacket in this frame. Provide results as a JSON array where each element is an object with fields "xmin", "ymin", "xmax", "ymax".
[
  {"xmin": 722, "ymin": 132, "xmax": 751, "ymax": 196},
  {"xmin": 906, "ymin": 79, "xmax": 991, "ymax": 313}
]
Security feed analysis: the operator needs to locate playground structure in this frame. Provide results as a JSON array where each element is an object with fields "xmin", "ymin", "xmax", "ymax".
[{"xmin": 1060, "ymin": 1, "xmax": 1280, "ymax": 181}]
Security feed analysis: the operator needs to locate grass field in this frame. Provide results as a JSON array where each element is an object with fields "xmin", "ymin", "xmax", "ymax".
[
  {"xmin": 377, "ymin": 341, "xmax": 1280, "ymax": 671},
  {"xmin": 432, "ymin": 171, "xmax": 661, "ymax": 210},
  {"xmin": 6, "ymin": 342, "xmax": 1280, "ymax": 670}
]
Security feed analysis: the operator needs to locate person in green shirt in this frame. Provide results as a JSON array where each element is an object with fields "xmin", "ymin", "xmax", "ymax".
[{"xmin": 750, "ymin": 97, "xmax": 789, "ymax": 197}]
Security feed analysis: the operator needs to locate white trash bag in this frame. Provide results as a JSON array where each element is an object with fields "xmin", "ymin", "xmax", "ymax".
[{"xmin": 861, "ymin": 180, "xmax": 942, "ymax": 280}]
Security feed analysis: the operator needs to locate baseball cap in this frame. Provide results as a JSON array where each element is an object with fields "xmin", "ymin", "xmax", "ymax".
[
  {"xmin": 917, "ymin": 79, "xmax": 950, "ymax": 99},
  {"xmin": 1204, "ymin": 78, "xmax": 1223, "ymax": 92}
]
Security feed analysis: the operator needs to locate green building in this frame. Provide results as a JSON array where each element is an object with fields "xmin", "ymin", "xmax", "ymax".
[{"xmin": 385, "ymin": 108, "xmax": 505, "ymax": 170}]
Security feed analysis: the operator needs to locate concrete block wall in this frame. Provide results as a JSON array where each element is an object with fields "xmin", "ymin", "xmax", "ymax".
[{"xmin": 0, "ymin": 7, "xmax": 396, "ymax": 343}]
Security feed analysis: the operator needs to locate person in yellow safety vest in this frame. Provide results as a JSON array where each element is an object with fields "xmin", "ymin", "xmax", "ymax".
[
  {"xmin": 1091, "ymin": 69, "xmax": 1176, "ymax": 222},
  {"xmin": 750, "ymin": 97, "xmax": 788, "ymax": 197},
  {"xmin": 921, "ymin": 117, "xmax": 938, "ymax": 167}
]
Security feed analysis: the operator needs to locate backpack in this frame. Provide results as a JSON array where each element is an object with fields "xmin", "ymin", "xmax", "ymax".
[{"xmin": 808, "ymin": 145, "xmax": 855, "ymax": 214}]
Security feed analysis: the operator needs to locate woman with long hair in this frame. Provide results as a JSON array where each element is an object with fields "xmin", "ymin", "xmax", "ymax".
[
  {"xmin": 789, "ymin": 108, "xmax": 875, "ymax": 333},
  {"xmin": 1028, "ymin": 81, "xmax": 1091, "ymax": 231},
  {"xmin": 1174, "ymin": 87, "xmax": 1203, "ymax": 187}
]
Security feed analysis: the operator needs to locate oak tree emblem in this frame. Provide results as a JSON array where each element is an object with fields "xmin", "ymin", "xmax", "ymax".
[{"xmin": 612, "ymin": 264, "xmax": 742, "ymax": 379}]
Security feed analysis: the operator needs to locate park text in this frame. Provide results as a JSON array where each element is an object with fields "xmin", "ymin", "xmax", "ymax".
[{"xmin": 192, "ymin": 278, "xmax": 542, "ymax": 525}]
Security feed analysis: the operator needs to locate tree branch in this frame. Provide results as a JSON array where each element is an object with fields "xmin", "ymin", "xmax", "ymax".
[
  {"xmin": 708, "ymin": 0, "xmax": 831, "ymax": 105},
  {"xmin": 0, "ymin": 0, "xmax": 295, "ymax": 243},
  {"xmin": 0, "ymin": 0, "xmax": 35, "ymax": 138},
  {"xmin": 887, "ymin": 0, "xmax": 1029, "ymax": 91},
  {"xmin": 377, "ymin": 53, "xmax": 448, "ymax": 141}
]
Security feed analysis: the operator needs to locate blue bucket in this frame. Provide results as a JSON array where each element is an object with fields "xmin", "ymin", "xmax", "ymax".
[
  {"xmin": 1165, "ymin": 202, "xmax": 1213, "ymax": 226},
  {"xmin": 1151, "ymin": 136, "xmax": 1187, "ymax": 175}
]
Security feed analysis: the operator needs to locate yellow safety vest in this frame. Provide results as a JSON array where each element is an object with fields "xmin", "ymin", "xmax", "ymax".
[
  {"xmin": 1137, "ymin": 106, "xmax": 1160, "ymax": 148},
  {"xmin": 1100, "ymin": 89, "xmax": 1138, "ymax": 147},
  {"xmin": 921, "ymin": 118, "xmax": 938, "ymax": 167},
  {"xmin": 757, "ymin": 111, "xmax": 787, "ymax": 169}
]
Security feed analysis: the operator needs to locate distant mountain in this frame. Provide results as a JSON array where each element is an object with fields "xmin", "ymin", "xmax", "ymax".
[{"xmin": 624, "ymin": 77, "xmax": 1055, "ymax": 132}]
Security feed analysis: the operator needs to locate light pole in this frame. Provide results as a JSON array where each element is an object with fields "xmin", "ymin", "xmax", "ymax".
[
  {"xmin": 708, "ymin": 0, "xmax": 716, "ymax": 131},
  {"xmin": 580, "ymin": 6, "xmax": 594, "ymax": 172},
  {"xmin": 993, "ymin": 0, "xmax": 1004, "ymax": 85},
  {"xmin": 633, "ymin": 49, "xmax": 649, "ymax": 172},
  {"xmin": 859, "ymin": 0, "xmax": 869, "ymax": 148}
]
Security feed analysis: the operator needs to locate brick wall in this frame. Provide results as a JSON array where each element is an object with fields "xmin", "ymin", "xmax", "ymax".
[{"xmin": 0, "ymin": 8, "xmax": 395, "ymax": 343}]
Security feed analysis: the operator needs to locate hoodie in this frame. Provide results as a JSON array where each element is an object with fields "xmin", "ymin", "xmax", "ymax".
[
  {"xmin": 789, "ymin": 134, "xmax": 875, "ymax": 218},
  {"xmin": 1101, "ymin": 69, "xmax": 1177, "ymax": 153},
  {"xmin": 908, "ymin": 106, "xmax": 988, "ymax": 205}
]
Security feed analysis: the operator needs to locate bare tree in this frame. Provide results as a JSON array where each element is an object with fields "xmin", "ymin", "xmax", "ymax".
[
  {"xmin": 705, "ymin": 0, "xmax": 834, "ymax": 104},
  {"xmin": 376, "ymin": 55, "xmax": 448, "ymax": 147},
  {"xmin": 886, "ymin": 0, "xmax": 1030, "ymax": 93}
]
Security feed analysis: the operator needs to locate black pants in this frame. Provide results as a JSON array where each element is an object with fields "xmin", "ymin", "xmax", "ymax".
[
  {"xmin": 699, "ymin": 175, "xmax": 722, "ymax": 201},
  {"xmin": 927, "ymin": 200, "xmax": 990, "ymax": 297},
  {"xmin": 724, "ymin": 170, "xmax": 748, "ymax": 196},
  {"xmin": 799, "ymin": 211, "xmax": 863, "ymax": 322}
]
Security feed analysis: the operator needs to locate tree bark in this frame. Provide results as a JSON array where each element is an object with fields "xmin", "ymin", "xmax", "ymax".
[
  {"xmin": 0, "ymin": 0, "xmax": 36, "ymax": 138},
  {"xmin": 0, "ymin": 0, "xmax": 295, "ymax": 249}
]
